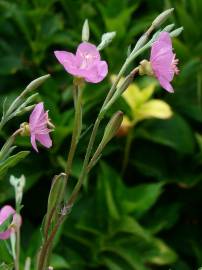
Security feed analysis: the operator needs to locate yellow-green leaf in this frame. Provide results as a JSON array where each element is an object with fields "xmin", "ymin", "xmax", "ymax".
[{"xmin": 136, "ymin": 100, "xmax": 173, "ymax": 121}]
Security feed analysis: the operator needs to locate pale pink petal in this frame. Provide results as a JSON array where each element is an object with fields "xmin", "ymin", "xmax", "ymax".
[
  {"xmin": 76, "ymin": 42, "xmax": 100, "ymax": 63},
  {"xmin": 31, "ymin": 134, "xmax": 38, "ymax": 152},
  {"xmin": 35, "ymin": 134, "xmax": 52, "ymax": 148},
  {"xmin": 151, "ymin": 32, "xmax": 172, "ymax": 58},
  {"xmin": 150, "ymin": 32, "xmax": 178, "ymax": 93},
  {"xmin": 29, "ymin": 102, "xmax": 44, "ymax": 130},
  {"xmin": 0, "ymin": 205, "xmax": 15, "ymax": 225},
  {"xmin": 158, "ymin": 76, "xmax": 174, "ymax": 93},
  {"xmin": 54, "ymin": 51, "xmax": 80, "ymax": 77},
  {"xmin": 0, "ymin": 228, "xmax": 13, "ymax": 240},
  {"xmin": 84, "ymin": 61, "xmax": 108, "ymax": 83}
]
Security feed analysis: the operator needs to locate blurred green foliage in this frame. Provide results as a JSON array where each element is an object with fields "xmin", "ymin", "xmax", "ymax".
[{"xmin": 0, "ymin": 0, "xmax": 202, "ymax": 269}]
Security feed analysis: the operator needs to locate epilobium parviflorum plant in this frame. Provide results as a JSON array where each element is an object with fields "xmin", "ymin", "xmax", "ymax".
[{"xmin": 0, "ymin": 8, "xmax": 183, "ymax": 270}]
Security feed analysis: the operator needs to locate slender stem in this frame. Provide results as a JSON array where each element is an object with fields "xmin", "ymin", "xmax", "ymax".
[
  {"xmin": 15, "ymin": 230, "xmax": 20, "ymax": 270},
  {"xmin": 37, "ymin": 215, "xmax": 65, "ymax": 270},
  {"xmin": 121, "ymin": 129, "xmax": 134, "ymax": 176},
  {"xmin": 65, "ymin": 84, "xmax": 83, "ymax": 175},
  {"xmin": 67, "ymin": 116, "xmax": 101, "ymax": 206}
]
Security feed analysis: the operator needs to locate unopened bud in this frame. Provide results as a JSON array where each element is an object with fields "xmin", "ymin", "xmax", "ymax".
[
  {"xmin": 25, "ymin": 74, "xmax": 50, "ymax": 93},
  {"xmin": 102, "ymin": 111, "xmax": 123, "ymax": 144},
  {"xmin": 45, "ymin": 173, "xmax": 67, "ymax": 228},
  {"xmin": 87, "ymin": 111, "xmax": 123, "ymax": 171},
  {"xmin": 10, "ymin": 175, "xmax": 25, "ymax": 206},
  {"xmin": 82, "ymin": 19, "xmax": 90, "ymax": 42},
  {"xmin": 97, "ymin": 32, "xmax": 116, "ymax": 51},
  {"xmin": 163, "ymin": 23, "xmax": 175, "ymax": 32},
  {"xmin": 139, "ymin": 60, "xmax": 154, "ymax": 76},
  {"xmin": 152, "ymin": 8, "xmax": 174, "ymax": 28},
  {"xmin": 169, "ymin": 27, "xmax": 184, "ymax": 38},
  {"xmin": 133, "ymin": 34, "xmax": 148, "ymax": 52}
]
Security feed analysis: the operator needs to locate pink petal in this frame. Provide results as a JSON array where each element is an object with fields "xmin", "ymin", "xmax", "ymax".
[
  {"xmin": 158, "ymin": 76, "xmax": 174, "ymax": 93},
  {"xmin": 35, "ymin": 133, "xmax": 52, "ymax": 149},
  {"xmin": 12, "ymin": 214, "xmax": 22, "ymax": 230},
  {"xmin": 29, "ymin": 102, "xmax": 44, "ymax": 130},
  {"xmin": 54, "ymin": 51, "xmax": 80, "ymax": 77},
  {"xmin": 84, "ymin": 61, "xmax": 108, "ymax": 83},
  {"xmin": 31, "ymin": 134, "xmax": 38, "ymax": 152},
  {"xmin": 158, "ymin": 32, "xmax": 172, "ymax": 46},
  {"xmin": 0, "ymin": 228, "xmax": 13, "ymax": 240},
  {"xmin": 0, "ymin": 205, "xmax": 15, "ymax": 225},
  {"xmin": 76, "ymin": 42, "xmax": 100, "ymax": 63}
]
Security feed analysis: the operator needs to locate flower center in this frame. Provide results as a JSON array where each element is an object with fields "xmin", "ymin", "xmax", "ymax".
[
  {"xmin": 171, "ymin": 54, "xmax": 179, "ymax": 75},
  {"xmin": 80, "ymin": 52, "xmax": 96, "ymax": 69}
]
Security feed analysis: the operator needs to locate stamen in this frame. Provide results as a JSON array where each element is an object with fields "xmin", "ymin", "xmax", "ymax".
[{"xmin": 171, "ymin": 54, "xmax": 179, "ymax": 75}]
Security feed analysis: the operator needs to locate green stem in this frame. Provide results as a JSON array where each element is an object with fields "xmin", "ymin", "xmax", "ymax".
[
  {"xmin": 15, "ymin": 230, "xmax": 20, "ymax": 270},
  {"xmin": 65, "ymin": 84, "xmax": 83, "ymax": 175},
  {"xmin": 121, "ymin": 129, "xmax": 134, "ymax": 176}
]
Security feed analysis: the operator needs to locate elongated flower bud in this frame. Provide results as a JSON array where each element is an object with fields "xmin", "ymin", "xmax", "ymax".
[
  {"xmin": 44, "ymin": 173, "xmax": 67, "ymax": 233},
  {"xmin": 82, "ymin": 19, "xmax": 90, "ymax": 42},
  {"xmin": 87, "ymin": 111, "xmax": 123, "ymax": 171},
  {"xmin": 102, "ymin": 111, "xmax": 123, "ymax": 144},
  {"xmin": 170, "ymin": 27, "xmax": 184, "ymax": 38},
  {"xmin": 47, "ymin": 173, "xmax": 67, "ymax": 216},
  {"xmin": 25, "ymin": 74, "xmax": 50, "ymax": 93},
  {"xmin": 152, "ymin": 8, "xmax": 174, "ymax": 28},
  {"xmin": 97, "ymin": 32, "xmax": 116, "ymax": 51},
  {"xmin": 163, "ymin": 23, "xmax": 175, "ymax": 32}
]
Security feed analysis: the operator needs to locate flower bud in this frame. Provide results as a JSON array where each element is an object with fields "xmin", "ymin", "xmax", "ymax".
[
  {"xmin": 102, "ymin": 111, "xmax": 123, "ymax": 144},
  {"xmin": 10, "ymin": 175, "xmax": 25, "ymax": 206},
  {"xmin": 169, "ymin": 27, "xmax": 184, "ymax": 38},
  {"xmin": 133, "ymin": 34, "xmax": 148, "ymax": 52},
  {"xmin": 139, "ymin": 60, "xmax": 154, "ymax": 76},
  {"xmin": 87, "ymin": 111, "xmax": 123, "ymax": 171},
  {"xmin": 25, "ymin": 74, "xmax": 50, "ymax": 93},
  {"xmin": 82, "ymin": 19, "xmax": 90, "ymax": 42},
  {"xmin": 97, "ymin": 32, "xmax": 116, "ymax": 51},
  {"xmin": 152, "ymin": 8, "xmax": 174, "ymax": 28},
  {"xmin": 45, "ymin": 173, "xmax": 67, "ymax": 230},
  {"xmin": 163, "ymin": 23, "xmax": 175, "ymax": 32}
]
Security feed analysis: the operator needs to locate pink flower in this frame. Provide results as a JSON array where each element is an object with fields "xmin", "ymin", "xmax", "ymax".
[
  {"xmin": 0, "ymin": 205, "xmax": 22, "ymax": 240},
  {"xmin": 150, "ymin": 32, "xmax": 179, "ymax": 93},
  {"xmin": 29, "ymin": 102, "xmax": 52, "ymax": 152},
  {"xmin": 54, "ymin": 42, "xmax": 108, "ymax": 83}
]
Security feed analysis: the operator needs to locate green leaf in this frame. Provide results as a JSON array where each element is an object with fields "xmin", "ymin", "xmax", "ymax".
[
  {"xmin": 137, "ymin": 114, "xmax": 195, "ymax": 154},
  {"xmin": 122, "ymin": 183, "xmax": 163, "ymax": 217},
  {"xmin": 0, "ymin": 151, "xmax": 30, "ymax": 178},
  {"xmin": 50, "ymin": 254, "xmax": 70, "ymax": 269}
]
